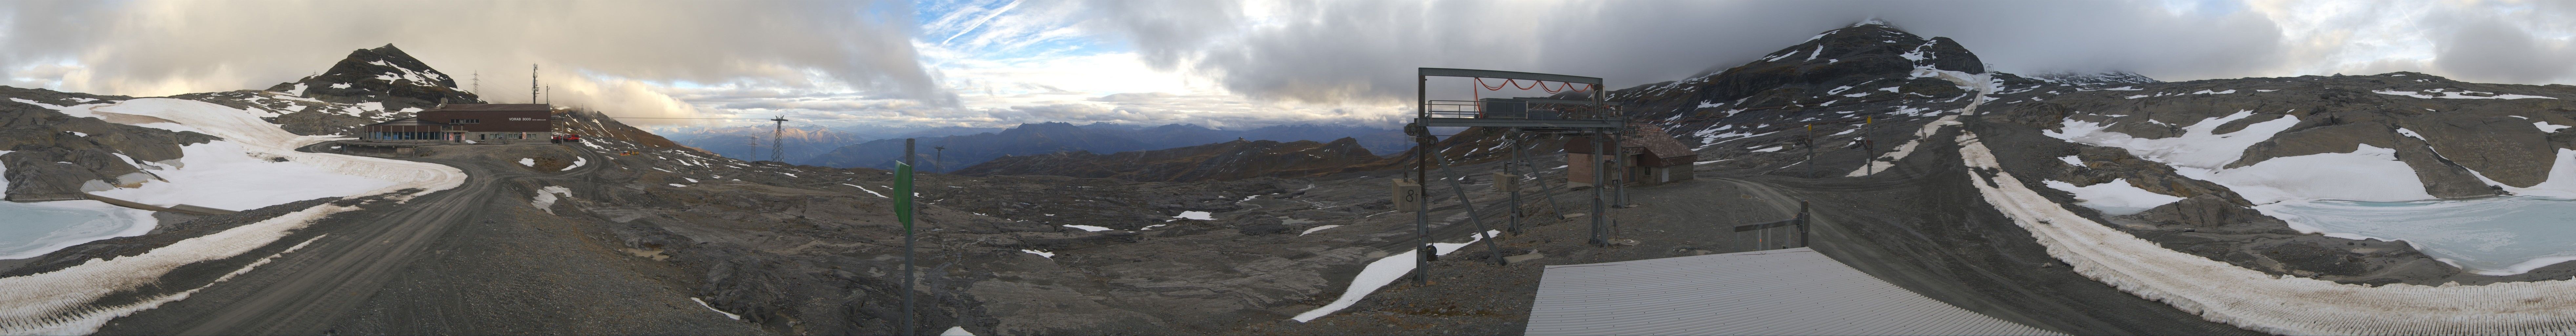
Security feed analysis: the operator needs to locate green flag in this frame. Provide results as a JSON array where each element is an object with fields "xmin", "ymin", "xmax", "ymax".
[{"xmin": 894, "ymin": 161, "xmax": 913, "ymax": 231}]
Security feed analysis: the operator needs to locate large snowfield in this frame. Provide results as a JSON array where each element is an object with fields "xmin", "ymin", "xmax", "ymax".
[
  {"xmin": 0, "ymin": 98, "xmax": 467, "ymax": 335},
  {"xmin": 88, "ymin": 141, "xmax": 400, "ymax": 211}
]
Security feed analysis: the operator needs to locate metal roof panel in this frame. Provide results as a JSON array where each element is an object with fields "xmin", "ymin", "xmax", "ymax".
[{"xmin": 1525, "ymin": 247, "xmax": 2059, "ymax": 336}]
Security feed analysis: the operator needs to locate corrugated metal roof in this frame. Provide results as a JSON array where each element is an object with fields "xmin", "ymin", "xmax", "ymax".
[{"xmin": 1524, "ymin": 247, "xmax": 2059, "ymax": 336}]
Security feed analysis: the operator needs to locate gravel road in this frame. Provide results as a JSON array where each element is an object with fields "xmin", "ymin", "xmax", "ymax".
[{"xmin": 95, "ymin": 144, "xmax": 762, "ymax": 335}]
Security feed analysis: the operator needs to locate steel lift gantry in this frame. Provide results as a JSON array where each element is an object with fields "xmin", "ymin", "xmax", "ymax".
[{"xmin": 1406, "ymin": 68, "xmax": 1627, "ymax": 284}]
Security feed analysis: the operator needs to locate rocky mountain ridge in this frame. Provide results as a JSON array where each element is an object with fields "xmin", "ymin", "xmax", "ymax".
[
  {"xmin": 799, "ymin": 121, "xmax": 1403, "ymax": 170},
  {"xmin": 954, "ymin": 137, "xmax": 1385, "ymax": 182}
]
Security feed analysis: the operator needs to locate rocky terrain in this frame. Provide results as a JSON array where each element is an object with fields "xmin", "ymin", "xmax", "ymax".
[{"xmin": 0, "ymin": 89, "xmax": 217, "ymax": 201}]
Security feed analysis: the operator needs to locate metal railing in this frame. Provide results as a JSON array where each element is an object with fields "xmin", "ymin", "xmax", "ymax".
[
  {"xmin": 1732, "ymin": 201, "xmax": 1810, "ymax": 251},
  {"xmin": 1422, "ymin": 100, "xmax": 1614, "ymax": 120}
]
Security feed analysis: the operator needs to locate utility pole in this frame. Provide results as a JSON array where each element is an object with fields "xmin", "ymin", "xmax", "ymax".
[
  {"xmin": 770, "ymin": 116, "xmax": 788, "ymax": 162},
  {"xmin": 1806, "ymin": 124, "xmax": 1816, "ymax": 178},
  {"xmin": 530, "ymin": 64, "xmax": 539, "ymax": 104}
]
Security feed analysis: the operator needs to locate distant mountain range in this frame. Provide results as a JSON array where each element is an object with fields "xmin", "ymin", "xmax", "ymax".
[
  {"xmin": 657, "ymin": 126, "xmax": 887, "ymax": 163},
  {"xmin": 691, "ymin": 121, "xmax": 1407, "ymax": 170},
  {"xmin": 953, "ymin": 137, "xmax": 1386, "ymax": 182}
]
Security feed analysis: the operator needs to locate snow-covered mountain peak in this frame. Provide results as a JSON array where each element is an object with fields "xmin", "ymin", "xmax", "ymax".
[
  {"xmin": 1612, "ymin": 22, "xmax": 1994, "ymax": 127},
  {"xmin": 262, "ymin": 44, "xmax": 480, "ymax": 111}
]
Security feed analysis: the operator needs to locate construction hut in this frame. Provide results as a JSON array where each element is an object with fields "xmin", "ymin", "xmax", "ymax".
[
  {"xmin": 419, "ymin": 103, "xmax": 554, "ymax": 142},
  {"xmin": 1564, "ymin": 126, "xmax": 1697, "ymax": 186},
  {"xmin": 358, "ymin": 117, "xmax": 456, "ymax": 141}
]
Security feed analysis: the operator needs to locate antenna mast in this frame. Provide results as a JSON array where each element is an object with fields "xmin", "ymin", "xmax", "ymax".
[
  {"xmin": 530, "ymin": 64, "xmax": 540, "ymax": 104},
  {"xmin": 471, "ymin": 72, "xmax": 479, "ymax": 97},
  {"xmin": 771, "ymin": 116, "xmax": 789, "ymax": 162}
]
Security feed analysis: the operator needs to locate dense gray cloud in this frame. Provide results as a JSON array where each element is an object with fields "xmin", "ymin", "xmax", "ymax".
[
  {"xmin": 1082, "ymin": 1, "xmax": 2575, "ymax": 104},
  {"xmin": 0, "ymin": 1, "xmax": 946, "ymax": 117},
  {"xmin": 2428, "ymin": 2, "xmax": 2576, "ymax": 84}
]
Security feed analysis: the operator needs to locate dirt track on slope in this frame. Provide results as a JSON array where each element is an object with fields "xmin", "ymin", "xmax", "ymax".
[{"xmin": 95, "ymin": 144, "xmax": 761, "ymax": 335}]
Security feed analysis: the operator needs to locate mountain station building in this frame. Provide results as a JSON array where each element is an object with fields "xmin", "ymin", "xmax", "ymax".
[{"xmin": 359, "ymin": 103, "xmax": 554, "ymax": 143}]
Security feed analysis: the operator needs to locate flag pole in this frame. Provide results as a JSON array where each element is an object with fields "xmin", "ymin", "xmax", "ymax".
[{"xmin": 899, "ymin": 138, "xmax": 917, "ymax": 335}]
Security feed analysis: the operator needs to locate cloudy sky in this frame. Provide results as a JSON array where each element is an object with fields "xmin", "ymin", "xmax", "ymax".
[{"xmin": 3, "ymin": 0, "xmax": 2572, "ymax": 130}]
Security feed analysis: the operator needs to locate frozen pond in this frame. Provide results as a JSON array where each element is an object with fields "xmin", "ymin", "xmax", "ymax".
[
  {"xmin": 0, "ymin": 200, "xmax": 156, "ymax": 260},
  {"xmin": 2262, "ymin": 196, "xmax": 2576, "ymax": 276}
]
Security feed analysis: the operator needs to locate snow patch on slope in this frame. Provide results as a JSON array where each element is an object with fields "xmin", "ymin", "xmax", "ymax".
[
  {"xmin": 2373, "ymin": 90, "xmax": 2556, "ymax": 99},
  {"xmin": 2044, "ymin": 110, "xmax": 2294, "ymax": 170},
  {"xmin": 2042, "ymin": 179, "xmax": 2184, "ymax": 215},
  {"xmin": 2536, "ymin": 122, "xmax": 2571, "ymax": 133},
  {"xmin": 2048, "ymin": 111, "xmax": 2435, "ymax": 203},
  {"xmin": 532, "ymin": 186, "xmax": 574, "ymax": 215},
  {"xmin": 1291, "ymin": 230, "xmax": 1498, "ymax": 323}
]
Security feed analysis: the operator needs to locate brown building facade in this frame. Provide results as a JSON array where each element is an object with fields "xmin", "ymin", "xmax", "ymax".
[
  {"xmin": 359, "ymin": 117, "xmax": 456, "ymax": 141},
  {"xmin": 418, "ymin": 103, "xmax": 552, "ymax": 140}
]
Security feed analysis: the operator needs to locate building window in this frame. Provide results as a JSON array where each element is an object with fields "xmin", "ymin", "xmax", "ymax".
[{"xmin": 451, "ymin": 119, "xmax": 480, "ymax": 124}]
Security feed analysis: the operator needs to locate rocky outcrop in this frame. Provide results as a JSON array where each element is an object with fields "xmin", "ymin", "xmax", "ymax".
[
  {"xmin": 2405, "ymin": 112, "xmax": 2556, "ymax": 187},
  {"xmin": 0, "ymin": 97, "xmax": 217, "ymax": 201},
  {"xmin": 2121, "ymin": 195, "xmax": 2290, "ymax": 234}
]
